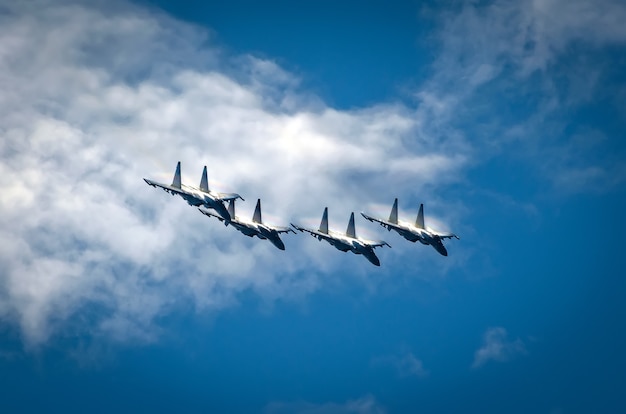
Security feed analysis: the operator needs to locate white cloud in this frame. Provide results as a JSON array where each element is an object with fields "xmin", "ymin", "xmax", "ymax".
[
  {"xmin": 264, "ymin": 395, "xmax": 386, "ymax": 414},
  {"xmin": 532, "ymin": 0, "xmax": 626, "ymax": 48},
  {"xmin": 472, "ymin": 327, "xmax": 527, "ymax": 368},
  {"xmin": 433, "ymin": 0, "xmax": 626, "ymax": 79},
  {"xmin": 0, "ymin": 0, "xmax": 467, "ymax": 347},
  {"xmin": 422, "ymin": 0, "xmax": 626, "ymax": 194}
]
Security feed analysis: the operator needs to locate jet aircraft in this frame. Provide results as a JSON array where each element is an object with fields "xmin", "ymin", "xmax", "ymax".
[
  {"xmin": 361, "ymin": 199, "xmax": 458, "ymax": 256},
  {"xmin": 144, "ymin": 161, "xmax": 243, "ymax": 223},
  {"xmin": 291, "ymin": 208, "xmax": 390, "ymax": 266},
  {"xmin": 199, "ymin": 199, "xmax": 295, "ymax": 250}
]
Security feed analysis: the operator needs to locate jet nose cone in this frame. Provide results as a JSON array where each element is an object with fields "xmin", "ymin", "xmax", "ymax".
[
  {"xmin": 272, "ymin": 238, "xmax": 286, "ymax": 250},
  {"xmin": 368, "ymin": 255, "xmax": 381, "ymax": 266},
  {"xmin": 435, "ymin": 244, "xmax": 448, "ymax": 256}
]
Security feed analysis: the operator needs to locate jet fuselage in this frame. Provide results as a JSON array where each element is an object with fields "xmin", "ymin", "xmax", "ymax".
[
  {"xmin": 302, "ymin": 228, "xmax": 383, "ymax": 265},
  {"xmin": 387, "ymin": 220, "xmax": 448, "ymax": 256},
  {"xmin": 228, "ymin": 218, "xmax": 288, "ymax": 250},
  {"xmin": 361, "ymin": 212, "xmax": 453, "ymax": 257},
  {"xmin": 199, "ymin": 200, "xmax": 293, "ymax": 250},
  {"xmin": 145, "ymin": 179, "xmax": 232, "ymax": 222},
  {"xmin": 291, "ymin": 209, "xmax": 389, "ymax": 266}
]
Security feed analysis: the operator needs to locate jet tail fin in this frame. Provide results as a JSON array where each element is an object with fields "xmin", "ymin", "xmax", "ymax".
[
  {"xmin": 253, "ymin": 199, "xmax": 262, "ymax": 223},
  {"xmin": 389, "ymin": 198, "xmax": 399, "ymax": 224},
  {"xmin": 200, "ymin": 166, "xmax": 209, "ymax": 192},
  {"xmin": 415, "ymin": 204, "xmax": 425, "ymax": 229},
  {"xmin": 227, "ymin": 199, "xmax": 235, "ymax": 219},
  {"xmin": 318, "ymin": 207, "xmax": 329, "ymax": 234},
  {"xmin": 346, "ymin": 212, "xmax": 356, "ymax": 238},
  {"xmin": 172, "ymin": 161, "xmax": 182, "ymax": 188}
]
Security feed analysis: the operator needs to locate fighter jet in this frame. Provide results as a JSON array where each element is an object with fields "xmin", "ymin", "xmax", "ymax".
[
  {"xmin": 199, "ymin": 199, "xmax": 295, "ymax": 250},
  {"xmin": 144, "ymin": 161, "xmax": 243, "ymax": 223},
  {"xmin": 291, "ymin": 208, "xmax": 390, "ymax": 266},
  {"xmin": 361, "ymin": 198, "xmax": 459, "ymax": 256}
]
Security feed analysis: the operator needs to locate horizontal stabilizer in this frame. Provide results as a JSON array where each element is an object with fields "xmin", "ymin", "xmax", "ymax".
[
  {"xmin": 172, "ymin": 161, "xmax": 182, "ymax": 188},
  {"xmin": 218, "ymin": 193, "xmax": 244, "ymax": 202}
]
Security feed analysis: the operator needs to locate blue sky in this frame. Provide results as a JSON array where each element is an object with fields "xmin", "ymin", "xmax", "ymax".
[{"xmin": 1, "ymin": 0, "xmax": 625, "ymax": 413}]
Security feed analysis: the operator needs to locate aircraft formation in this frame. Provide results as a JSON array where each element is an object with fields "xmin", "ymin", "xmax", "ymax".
[{"xmin": 144, "ymin": 162, "xmax": 459, "ymax": 266}]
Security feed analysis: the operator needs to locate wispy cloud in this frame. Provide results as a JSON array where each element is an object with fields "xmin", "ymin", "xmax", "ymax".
[
  {"xmin": 422, "ymin": 0, "xmax": 626, "ymax": 194},
  {"xmin": 396, "ymin": 351, "xmax": 429, "ymax": 378},
  {"xmin": 0, "ymin": 0, "xmax": 467, "ymax": 347},
  {"xmin": 372, "ymin": 349, "xmax": 429, "ymax": 378},
  {"xmin": 431, "ymin": 0, "xmax": 626, "ymax": 84},
  {"xmin": 265, "ymin": 395, "xmax": 386, "ymax": 414},
  {"xmin": 472, "ymin": 327, "xmax": 527, "ymax": 368}
]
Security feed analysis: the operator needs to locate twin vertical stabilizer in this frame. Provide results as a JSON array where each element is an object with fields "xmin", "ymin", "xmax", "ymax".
[
  {"xmin": 415, "ymin": 204, "xmax": 425, "ymax": 229},
  {"xmin": 200, "ymin": 166, "xmax": 209, "ymax": 192},
  {"xmin": 227, "ymin": 199, "xmax": 235, "ymax": 219},
  {"xmin": 171, "ymin": 162, "xmax": 210, "ymax": 191},
  {"xmin": 319, "ymin": 207, "xmax": 329, "ymax": 234},
  {"xmin": 346, "ymin": 212, "xmax": 356, "ymax": 238},
  {"xmin": 388, "ymin": 198, "xmax": 399, "ymax": 224},
  {"xmin": 172, "ymin": 161, "xmax": 182, "ymax": 188},
  {"xmin": 388, "ymin": 198, "xmax": 425, "ymax": 229},
  {"xmin": 253, "ymin": 199, "xmax": 262, "ymax": 223}
]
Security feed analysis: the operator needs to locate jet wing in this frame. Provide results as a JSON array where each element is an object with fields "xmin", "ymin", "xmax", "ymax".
[
  {"xmin": 361, "ymin": 212, "xmax": 382, "ymax": 223},
  {"xmin": 360, "ymin": 212, "xmax": 394, "ymax": 230},
  {"xmin": 143, "ymin": 178, "xmax": 159, "ymax": 187},
  {"xmin": 366, "ymin": 239, "xmax": 391, "ymax": 249},
  {"xmin": 198, "ymin": 207, "xmax": 226, "ymax": 222},
  {"xmin": 271, "ymin": 225, "xmax": 296, "ymax": 235},
  {"xmin": 291, "ymin": 224, "xmax": 335, "ymax": 242},
  {"xmin": 144, "ymin": 179, "xmax": 185, "ymax": 195}
]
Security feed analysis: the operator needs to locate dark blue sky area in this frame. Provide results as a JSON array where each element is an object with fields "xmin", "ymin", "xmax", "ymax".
[{"xmin": 141, "ymin": 0, "xmax": 434, "ymax": 108}]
